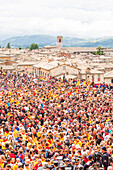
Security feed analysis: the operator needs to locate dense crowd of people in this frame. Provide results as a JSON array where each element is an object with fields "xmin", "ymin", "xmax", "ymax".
[{"xmin": 0, "ymin": 71, "xmax": 113, "ymax": 170}]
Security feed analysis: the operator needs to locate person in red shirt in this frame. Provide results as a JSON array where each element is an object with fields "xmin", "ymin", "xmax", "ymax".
[{"xmin": 33, "ymin": 159, "xmax": 42, "ymax": 170}]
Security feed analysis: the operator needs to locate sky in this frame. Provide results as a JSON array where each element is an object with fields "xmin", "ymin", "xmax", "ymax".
[{"xmin": 0, "ymin": 0, "xmax": 113, "ymax": 40}]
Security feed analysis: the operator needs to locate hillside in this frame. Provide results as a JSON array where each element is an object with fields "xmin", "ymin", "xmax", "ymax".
[{"xmin": 0, "ymin": 35, "xmax": 113, "ymax": 48}]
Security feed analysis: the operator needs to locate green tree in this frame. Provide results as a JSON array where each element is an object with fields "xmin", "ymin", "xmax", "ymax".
[
  {"xmin": 6, "ymin": 42, "xmax": 11, "ymax": 49},
  {"xmin": 29, "ymin": 43, "xmax": 39, "ymax": 50},
  {"xmin": 97, "ymin": 46, "xmax": 104, "ymax": 55},
  {"xmin": 92, "ymin": 52, "xmax": 97, "ymax": 55},
  {"xmin": 92, "ymin": 47, "xmax": 104, "ymax": 55}
]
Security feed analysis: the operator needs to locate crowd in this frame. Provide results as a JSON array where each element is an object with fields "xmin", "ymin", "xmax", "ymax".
[{"xmin": 0, "ymin": 71, "xmax": 113, "ymax": 170}]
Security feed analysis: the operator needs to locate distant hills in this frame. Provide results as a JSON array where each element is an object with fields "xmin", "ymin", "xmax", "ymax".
[{"xmin": 0, "ymin": 35, "xmax": 113, "ymax": 48}]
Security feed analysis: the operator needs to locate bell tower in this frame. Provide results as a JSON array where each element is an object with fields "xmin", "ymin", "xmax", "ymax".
[{"xmin": 57, "ymin": 36, "xmax": 63, "ymax": 47}]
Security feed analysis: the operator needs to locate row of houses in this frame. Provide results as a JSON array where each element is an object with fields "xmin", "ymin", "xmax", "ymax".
[
  {"xmin": 0, "ymin": 44, "xmax": 113, "ymax": 84},
  {"xmin": 0, "ymin": 61, "xmax": 113, "ymax": 84}
]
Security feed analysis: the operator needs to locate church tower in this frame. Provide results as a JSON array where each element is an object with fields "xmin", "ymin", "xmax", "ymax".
[{"xmin": 57, "ymin": 36, "xmax": 63, "ymax": 47}]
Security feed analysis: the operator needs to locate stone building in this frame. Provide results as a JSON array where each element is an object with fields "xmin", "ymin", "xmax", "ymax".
[
  {"xmin": 104, "ymin": 71, "xmax": 113, "ymax": 83},
  {"xmin": 57, "ymin": 36, "xmax": 63, "ymax": 47},
  {"xmin": 16, "ymin": 62, "xmax": 36, "ymax": 73},
  {"xmin": 80, "ymin": 67, "xmax": 104, "ymax": 83},
  {"xmin": 34, "ymin": 61, "xmax": 80, "ymax": 78}
]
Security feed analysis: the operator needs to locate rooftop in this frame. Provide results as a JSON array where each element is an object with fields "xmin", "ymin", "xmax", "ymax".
[
  {"xmin": 104, "ymin": 70, "xmax": 113, "ymax": 78},
  {"xmin": 34, "ymin": 61, "xmax": 60, "ymax": 70},
  {"xmin": 17, "ymin": 62, "xmax": 36, "ymax": 66}
]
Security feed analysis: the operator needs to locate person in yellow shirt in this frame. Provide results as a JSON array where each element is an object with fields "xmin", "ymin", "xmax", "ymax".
[
  {"xmin": 12, "ymin": 157, "xmax": 21, "ymax": 170},
  {"xmin": 13, "ymin": 126, "xmax": 18, "ymax": 138},
  {"xmin": 27, "ymin": 137, "xmax": 35, "ymax": 149},
  {"xmin": 0, "ymin": 155, "xmax": 5, "ymax": 169}
]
